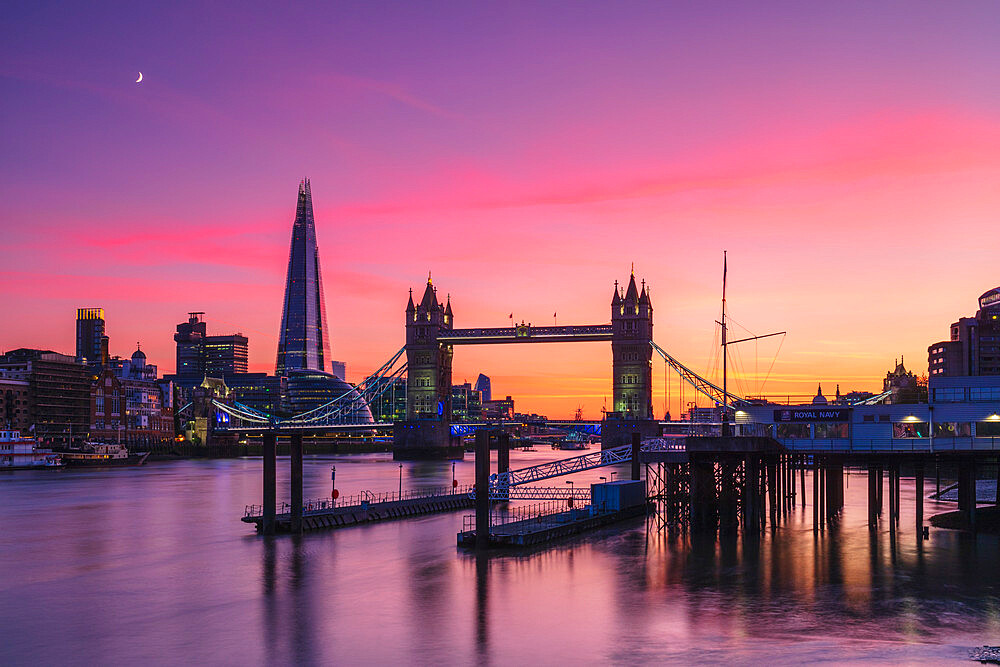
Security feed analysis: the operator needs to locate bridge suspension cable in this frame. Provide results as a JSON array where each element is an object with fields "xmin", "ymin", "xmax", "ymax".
[
  {"xmin": 650, "ymin": 341, "xmax": 752, "ymax": 408},
  {"xmin": 212, "ymin": 346, "xmax": 408, "ymax": 430}
]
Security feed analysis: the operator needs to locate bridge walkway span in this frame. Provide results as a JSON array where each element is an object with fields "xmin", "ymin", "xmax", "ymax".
[{"xmin": 492, "ymin": 439, "xmax": 684, "ymax": 488}]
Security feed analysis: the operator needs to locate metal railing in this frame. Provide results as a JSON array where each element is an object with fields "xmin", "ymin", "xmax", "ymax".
[
  {"xmin": 778, "ymin": 437, "xmax": 1000, "ymax": 453},
  {"xmin": 659, "ymin": 422, "xmax": 772, "ymax": 437},
  {"xmin": 462, "ymin": 500, "xmax": 587, "ymax": 533},
  {"xmin": 244, "ymin": 484, "xmax": 474, "ymax": 518},
  {"xmin": 471, "ymin": 486, "xmax": 593, "ymax": 502}
]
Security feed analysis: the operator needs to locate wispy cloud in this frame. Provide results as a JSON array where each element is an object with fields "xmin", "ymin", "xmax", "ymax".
[{"xmin": 312, "ymin": 72, "xmax": 463, "ymax": 121}]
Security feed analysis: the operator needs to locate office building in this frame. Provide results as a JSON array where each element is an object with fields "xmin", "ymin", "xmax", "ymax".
[
  {"xmin": 76, "ymin": 308, "xmax": 109, "ymax": 368},
  {"xmin": 451, "ymin": 382, "xmax": 482, "ymax": 422},
  {"xmin": 482, "ymin": 396, "xmax": 515, "ymax": 421},
  {"xmin": 227, "ymin": 373, "xmax": 286, "ymax": 416},
  {"xmin": 475, "ymin": 373, "xmax": 492, "ymax": 403},
  {"xmin": 171, "ymin": 312, "xmax": 249, "ymax": 384},
  {"xmin": 276, "ymin": 179, "xmax": 333, "ymax": 375},
  {"xmin": 370, "ymin": 377, "xmax": 407, "ymax": 422},
  {"xmin": 204, "ymin": 335, "xmax": 249, "ymax": 376},
  {"xmin": 929, "ymin": 286, "xmax": 1000, "ymax": 377}
]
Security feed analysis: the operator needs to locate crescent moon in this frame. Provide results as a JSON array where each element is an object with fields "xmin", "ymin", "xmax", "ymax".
[{"xmin": 136, "ymin": 71, "xmax": 143, "ymax": 83}]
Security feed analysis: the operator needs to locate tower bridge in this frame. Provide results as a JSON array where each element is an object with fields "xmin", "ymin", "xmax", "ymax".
[{"xmin": 394, "ymin": 273, "xmax": 658, "ymax": 459}]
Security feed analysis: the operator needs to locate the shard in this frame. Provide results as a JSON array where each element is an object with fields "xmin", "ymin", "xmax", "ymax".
[{"xmin": 276, "ymin": 178, "xmax": 332, "ymax": 375}]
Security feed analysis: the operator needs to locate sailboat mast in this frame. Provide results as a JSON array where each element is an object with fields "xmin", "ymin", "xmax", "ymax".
[{"xmin": 722, "ymin": 251, "xmax": 728, "ymax": 435}]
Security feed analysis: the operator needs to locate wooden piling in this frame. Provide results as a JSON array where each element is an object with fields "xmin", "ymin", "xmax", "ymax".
[{"xmin": 915, "ymin": 461, "xmax": 924, "ymax": 539}]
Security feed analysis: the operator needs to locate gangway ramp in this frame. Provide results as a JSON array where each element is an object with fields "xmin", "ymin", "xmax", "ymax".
[{"xmin": 491, "ymin": 439, "xmax": 685, "ymax": 488}]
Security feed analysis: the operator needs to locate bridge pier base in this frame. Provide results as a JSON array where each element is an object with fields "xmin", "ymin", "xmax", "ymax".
[
  {"xmin": 601, "ymin": 418, "xmax": 660, "ymax": 450},
  {"xmin": 392, "ymin": 421, "xmax": 464, "ymax": 460},
  {"xmin": 262, "ymin": 432, "xmax": 276, "ymax": 536}
]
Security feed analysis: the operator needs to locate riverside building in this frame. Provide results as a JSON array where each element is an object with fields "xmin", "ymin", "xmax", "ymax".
[
  {"xmin": 0, "ymin": 349, "xmax": 90, "ymax": 446},
  {"xmin": 929, "ymin": 286, "xmax": 1000, "ymax": 377}
]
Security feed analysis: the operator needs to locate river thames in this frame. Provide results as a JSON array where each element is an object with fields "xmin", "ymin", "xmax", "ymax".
[{"xmin": 2, "ymin": 450, "xmax": 999, "ymax": 665}]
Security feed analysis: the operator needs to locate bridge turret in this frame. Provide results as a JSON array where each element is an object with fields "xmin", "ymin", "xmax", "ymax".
[
  {"xmin": 611, "ymin": 271, "xmax": 654, "ymax": 419},
  {"xmin": 404, "ymin": 275, "xmax": 454, "ymax": 423}
]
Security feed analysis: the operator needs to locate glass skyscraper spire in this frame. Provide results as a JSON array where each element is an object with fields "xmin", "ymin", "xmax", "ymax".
[{"xmin": 276, "ymin": 179, "xmax": 332, "ymax": 375}]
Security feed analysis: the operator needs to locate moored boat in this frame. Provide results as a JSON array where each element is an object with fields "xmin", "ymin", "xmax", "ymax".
[
  {"xmin": 58, "ymin": 442, "xmax": 149, "ymax": 467},
  {"xmin": 0, "ymin": 430, "xmax": 64, "ymax": 469}
]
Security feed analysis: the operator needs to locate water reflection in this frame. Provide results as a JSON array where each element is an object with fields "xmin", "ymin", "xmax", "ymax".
[{"xmin": 2, "ymin": 458, "xmax": 1000, "ymax": 663}]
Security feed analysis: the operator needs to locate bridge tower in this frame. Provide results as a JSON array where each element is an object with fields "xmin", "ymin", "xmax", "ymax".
[
  {"xmin": 603, "ymin": 272, "xmax": 660, "ymax": 448},
  {"xmin": 393, "ymin": 276, "xmax": 462, "ymax": 460}
]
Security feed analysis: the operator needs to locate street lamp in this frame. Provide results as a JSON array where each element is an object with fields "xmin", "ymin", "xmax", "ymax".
[
  {"xmin": 452, "ymin": 461, "xmax": 456, "ymax": 493},
  {"xmin": 398, "ymin": 463, "xmax": 403, "ymax": 498},
  {"xmin": 610, "ymin": 471, "xmax": 617, "ymax": 483},
  {"xmin": 599, "ymin": 476, "xmax": 606, "ymax": 483},
  {"xmin": 566, "ymin": 480, "xmax": 574, "ymax": 508}
]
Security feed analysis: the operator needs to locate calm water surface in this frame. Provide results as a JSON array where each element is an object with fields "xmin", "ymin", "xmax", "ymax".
[{"xmin": 1, "ymin": 450, "xmax": 998, "ymax": 665}]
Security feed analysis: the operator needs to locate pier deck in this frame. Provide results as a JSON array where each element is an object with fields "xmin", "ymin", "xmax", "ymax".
[
  {"xmin": 243, "ymin": 488, "xmax": 474, "ymax": 534},
  {"xmin": 457, "ymin": 503, "xmax": 648, "ymax": 548}
]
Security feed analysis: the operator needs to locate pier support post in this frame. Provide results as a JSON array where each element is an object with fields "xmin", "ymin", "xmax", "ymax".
[
  {"xmin": 290, "ymin": 432, "xmax": 303, "ymax": 534},
  {"xmin": 800, "ymin": 455, "xmax": 806, "ymax": 508},
  {"xmin": 689, "ymin": 457, "xmax": 716, "ymax": 529},
  {"xmin": 475, "ymin": 430, "xmax": 491, "ymax": 548},
  {"xmin": 995, "ymin": 459, "xmax": 1000, "ymax": 506},
  {"xmin": 895, "ymin": 463, "xmax": 902, "ymax": 524},
  {"xmin": 889, "ymin": 463, "xmax": 897, "ymax": 535},
  {"xmin": 719, "ymin": 458, "xmax": 738, "ymax": 532},
  {"xmin": 497, "ymin": 432, "xmax": 510, "ymax": 502},
  {"xmin": 767, "ymin": 457, "xmax": 778, "ymax": 526},
  {"xmin": 827, "ymin": 458, "xmax": 843, "ymax": 515},
  {"xmin": 262, "ymin": 432, "xmax": 276, "ymax": 535},
  {"xmin": 812, "ymin": 457, "xmax": 819, "ymax": 530},
  {"xmin": 743, "ymin": 456, "xmax": 758, "ymax": 532},
  {"xmin": 867, "ymin": 463, "xmax": 878, "ymax": 528},
  {"xmin": 876, "ymin": 465, "xmax": 884, "ymax": 515},
  {"xmin": 957, "ymin": 458, "xmax": 976, "ymax": 532},
  {"xmin": 915, "ymin": 461, "xmax": 924, "ymax": 539},
  {"xmin": 631, "ymin": 432, "xmax": 641, "ymax": 481}
]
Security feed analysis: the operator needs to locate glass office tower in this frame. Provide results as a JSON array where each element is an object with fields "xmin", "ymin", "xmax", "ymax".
[{"xmin": 276, "ymin": 179, "xmax": 332, "ymax": 375}]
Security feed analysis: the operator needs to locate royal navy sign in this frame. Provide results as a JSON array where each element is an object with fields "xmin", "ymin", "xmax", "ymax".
[{"xmin": 774, "ymin": 408, "xmax": 849, "ymax": 422}]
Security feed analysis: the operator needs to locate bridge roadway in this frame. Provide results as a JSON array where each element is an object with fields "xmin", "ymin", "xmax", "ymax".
[{"xmin": 438, "ymin": 324, "xmax": 612, "ymax": 345}]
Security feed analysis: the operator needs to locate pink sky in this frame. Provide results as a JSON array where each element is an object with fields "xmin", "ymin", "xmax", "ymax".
[{"xmin": 2, "ymin": 2, "xmax": 998, "ymax": 418}]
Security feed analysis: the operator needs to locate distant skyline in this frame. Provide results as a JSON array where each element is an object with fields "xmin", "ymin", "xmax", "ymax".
[{"xmin": 2, "ymin": 2, "xmax": 999, "ymax": 417}]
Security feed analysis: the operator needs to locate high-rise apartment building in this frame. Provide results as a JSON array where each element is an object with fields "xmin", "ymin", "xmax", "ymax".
[
  {"xmin": 276, "ymin": 179, "xmax": 333, "ymax": 375},
  {"xmin": 929, "ymin": 287, "xmax": 1000, "ymax": 377},
  {"xmin": 76, "ymin": 308, "xmax": 108, "ymax": 368}
]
